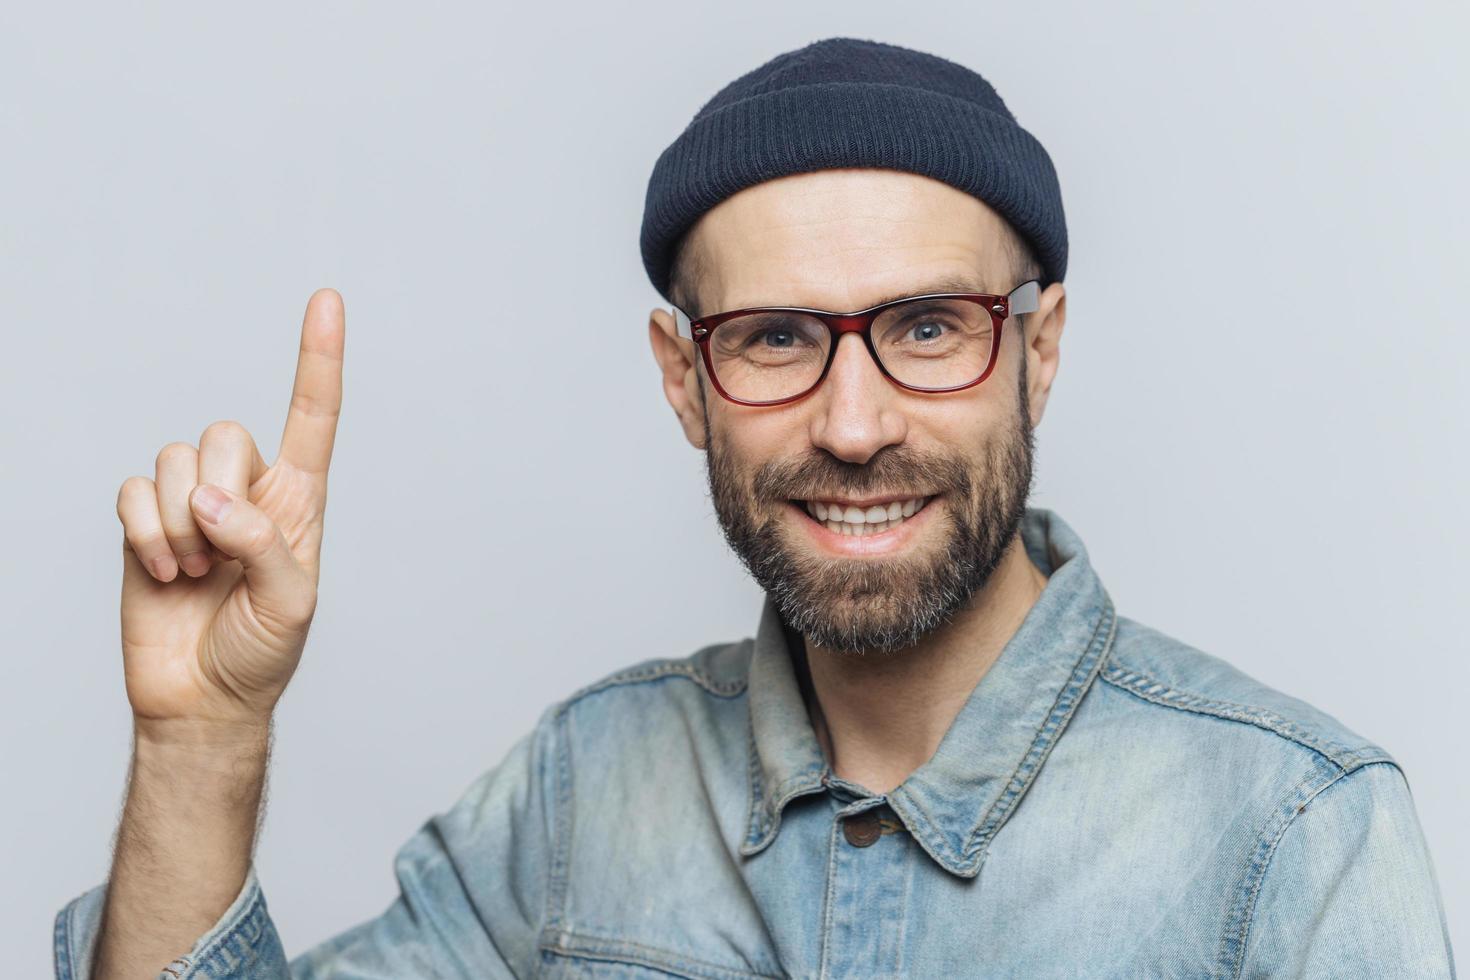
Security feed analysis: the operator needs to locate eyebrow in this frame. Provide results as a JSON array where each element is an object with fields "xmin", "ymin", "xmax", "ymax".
[
  {"xmin": 864, "ymin": 276, "xmax": 993, "ymax": 309},
  {"xmin": 699, "ymin": 276, "xmax": 997, "ymax": 319}
]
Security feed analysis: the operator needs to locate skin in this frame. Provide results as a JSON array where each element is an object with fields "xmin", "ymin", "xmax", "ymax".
[
  {"xmin": 98, "ymin": 289, "xmax": 345, "ymax": 976},
  {"xmin": 92, "ymin": 167, "xmax": 1063, "ymax": 973},
  {"xmin": 648, "ymin": 168, "xmax": 1067, "ymax": 794}
]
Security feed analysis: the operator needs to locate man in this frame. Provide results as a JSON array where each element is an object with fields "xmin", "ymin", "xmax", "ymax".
[{"xmin": 56, "ymin": 36, "xmax": 1454, "ymax": 979}]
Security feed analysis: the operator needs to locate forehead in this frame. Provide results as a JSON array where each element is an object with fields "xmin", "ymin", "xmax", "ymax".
[{"xmin": 686, "ymin": 168, "xmax": 1016, "ymax": 315}]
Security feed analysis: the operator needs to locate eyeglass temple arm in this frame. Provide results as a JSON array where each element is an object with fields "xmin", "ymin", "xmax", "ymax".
[
  {"xmin": 673, "ymin": 305, "xmax": 694, "ymax": 340},
  {"xmin": 1008, "ymin": 280, "xmax": 1041, "ymax": 316}
]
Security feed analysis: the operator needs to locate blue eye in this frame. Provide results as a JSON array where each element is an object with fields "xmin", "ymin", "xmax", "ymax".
[
  {"xmin": 908, "ymin": 321, "xmax": 947, "ymax": 342},
  {"xmin": 762, "ymin": 330, "xmax": 797, "ymax": 348}
]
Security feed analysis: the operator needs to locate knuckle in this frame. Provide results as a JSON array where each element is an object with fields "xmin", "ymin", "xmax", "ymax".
[
  {"xmin": 162, "ymin": 521, "xmax": 204, "ymax": 543},
  {"xmin": 117, "ymin": 476, "xmax": 154, "ymax": 509},
  {"xmin": 201, "ymin": 419, "xmax": 250, "ymax": 444},
  {"xmin": 156, "ymin": 441, "xmax": 197, "ymax": 466},
  {"xmin": 240, "ymin": 519, "xmax": 280, "ymax": 555},
  {"xmin": 127, "ymin": 529, "xmax": 169, "ymax": 555},
  {"xmin": 290, "ymin": 391, "xmax": 339, "ymax": 420}
]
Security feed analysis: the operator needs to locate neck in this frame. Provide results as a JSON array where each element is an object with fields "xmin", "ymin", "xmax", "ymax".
[{"xmin": 798, "ymin": 532, "xmax": 1049, "ymax": 796}]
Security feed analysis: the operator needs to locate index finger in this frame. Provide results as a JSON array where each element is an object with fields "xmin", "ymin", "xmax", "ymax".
[{"xmin": 279, "ymin": 287, "xmax": 345, "ymax": 476}]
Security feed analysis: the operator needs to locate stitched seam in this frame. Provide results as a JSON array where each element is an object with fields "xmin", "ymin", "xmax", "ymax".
[
  {"xmin": 963, "ymin": 595, "xmax": 1117, "ymax": 862},
  {"xmin": 894, "ymin": 777, "xmax": 962, "ymax": 871},
  {"xmin": 768, "ymin": 772, "xmax": 827, "ymax": 820},
  {"xmin": 563, "ymin": 658, "xmax": 748, "ymax": 708},
  {"xmin": 545, "ymin": 655, "xmax": 748, "ymax": 932},
  {"xmin": 174, "ymin": 877, "xmax": 266, "ymax": 978},
  {"xmin": 741, "ymin": 693, "xmax": 824, "ymax": 855},
  {"xmin": 745, "ymin": 768, "xmax": 827, "ymax": 856},
  {"xmin": 1100, "ymin": 664, "xmax": 1387, "ymax": 768},
  {"xmin": 892, "ymin": 822, "xmax": 916, "ymax": 977},
  {"xmin": 818, "ymin": 815, "xmax": 841, "ymax": 980},
  {"xmin": 544, "ymin": 929, "xmax": 785, "ymax": 980},
  {"xmin": 540, "ymin": 706, "xmax": 575, "ymax": 939},
  {"xmin": 885, "ymin": 595, "xmax": 1114, "ymax": 874},
  {"xmin": 1217, "ymin": 758, "xmax": 1397, "ymax": 979},
  {"xmin": 52, "ymin": 895, "xmax": 76, "ymax": 980},
  {"xmin": 1216, "ymin": 760, "xmax": 1338, "ymax": 978},
  {"xmin": 742, "ymin": 710, "xmax": 767, "ymax": 851}
]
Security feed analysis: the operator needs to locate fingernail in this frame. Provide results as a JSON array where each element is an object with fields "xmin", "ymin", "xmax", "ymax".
[
  {"xmin": 192, "ymin": 484, "xmax": 232, "ymax": 524},
  {"xmin": 180, "ymin": 551, "xmax": 212, "ymax": 577},
  {"xmin": 150, "ymin": 555, "xmax": 178, "ymax": 580}
]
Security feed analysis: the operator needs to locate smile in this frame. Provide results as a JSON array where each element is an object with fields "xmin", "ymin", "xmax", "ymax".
[{"xmin": 792, "ymin": 495, "xmax": 934, "ymax": 537}]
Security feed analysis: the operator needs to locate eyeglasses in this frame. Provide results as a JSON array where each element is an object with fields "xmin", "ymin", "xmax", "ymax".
[{"xmin": 674, "ymin": 280, "xmax": 1040, "ymax": 406}]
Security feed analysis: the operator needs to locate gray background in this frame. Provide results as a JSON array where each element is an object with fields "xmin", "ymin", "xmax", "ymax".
[{"xmin": 3, "ymin": 1, "xmax": 1465, "ymax": 972}]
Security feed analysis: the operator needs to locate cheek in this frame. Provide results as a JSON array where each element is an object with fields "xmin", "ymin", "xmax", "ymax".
[
  {"xmin": 710, "ymin": 382, "xmax": 1018, "ymax": 490},
  {"xmin": 710, "ymin": 402, "xmax": 812, "ymax": 463},
  {"xmin": 900, "ymin": 390, "xmax": 1012, "ymax": 452}
]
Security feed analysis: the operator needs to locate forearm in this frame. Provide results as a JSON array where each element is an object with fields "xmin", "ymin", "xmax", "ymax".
[{"xmin": 92, "ymin": 719, "xmax": 272, "ymax": 979}]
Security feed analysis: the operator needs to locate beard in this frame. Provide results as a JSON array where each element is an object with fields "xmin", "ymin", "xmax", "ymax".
[{"xmin": 704, "ymin": 363, "xmax": 1036, "ymax": 656}]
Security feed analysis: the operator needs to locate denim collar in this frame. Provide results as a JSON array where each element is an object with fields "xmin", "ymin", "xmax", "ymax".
[{"xmin": 738, "ymin": 506, "xmax": 1117, "ymax": 878}]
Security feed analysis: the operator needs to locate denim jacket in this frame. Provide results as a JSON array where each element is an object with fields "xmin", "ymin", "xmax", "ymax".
[{"xmin": 55, "ymin": 507, "xmax": 1456, "ymax": 979}]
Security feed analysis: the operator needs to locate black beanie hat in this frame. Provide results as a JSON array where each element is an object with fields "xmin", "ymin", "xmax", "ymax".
[{"xmin": 640, "ymin": 36, "xmax": 1067, "ymax": 306}]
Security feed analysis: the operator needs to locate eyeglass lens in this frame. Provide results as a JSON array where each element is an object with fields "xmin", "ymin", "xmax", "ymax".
[{"xmin": 707, "ymin": 297, "xmax": 997, "ymax": 402}]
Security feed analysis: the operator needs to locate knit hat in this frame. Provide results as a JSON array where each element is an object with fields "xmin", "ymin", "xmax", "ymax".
[{"xmin": 640, "ymin": 36, "xmax": 1067, "ymax": 305}]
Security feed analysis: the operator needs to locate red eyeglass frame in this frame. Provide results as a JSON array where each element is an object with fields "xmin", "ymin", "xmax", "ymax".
[{"xmin": 672, "ymin": 279, "xmax": 1041, "ymax": 407}]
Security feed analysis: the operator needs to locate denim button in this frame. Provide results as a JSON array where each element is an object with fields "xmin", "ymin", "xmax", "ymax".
[{"xmin": 842, "ymin": 810, "xmax": 881, "ymax": 847}]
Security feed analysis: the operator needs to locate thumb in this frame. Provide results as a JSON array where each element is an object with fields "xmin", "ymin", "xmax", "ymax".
[{"xmin": 189, "ymin": 483, "xmax": 313, "ymax": 625}]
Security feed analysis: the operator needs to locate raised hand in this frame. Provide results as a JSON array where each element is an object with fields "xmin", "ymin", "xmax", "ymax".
[{"xmin": 115, "ymin": 289, "xmax": 345, "ymax": 731}]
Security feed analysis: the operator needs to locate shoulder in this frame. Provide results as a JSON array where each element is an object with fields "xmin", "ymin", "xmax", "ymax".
[
  {"xmin": 1075, "ymin": 616, "xmax": 1447, "ymax": 975},
  {"xmin": 439, "ymin": 637, "xmax": 757, "ymax": 841},
  {"xmin": 557, "ymin": 637, "xmax": 754, "ymax": 707},
  {"xmin": 1095, "ymin": 614, "xmax": 1395, "ymax": 774},
  {"xmin": 523, "ymin": 637, "xmax": 757, "ymax": 772}
]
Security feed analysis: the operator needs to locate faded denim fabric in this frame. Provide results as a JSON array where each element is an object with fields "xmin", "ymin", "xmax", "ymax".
[{"xmin": 55, "ymin": 507, "xmax": 1456, "ymax": 979}]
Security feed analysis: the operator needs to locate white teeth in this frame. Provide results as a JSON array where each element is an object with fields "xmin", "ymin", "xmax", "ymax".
[
  {"xmin": 800, "ymin": 495, "xmax": 933, "ymax": 537},
  {"xmin": 805, "ymin": 493, "xmax": 929, "ymax": 540}
]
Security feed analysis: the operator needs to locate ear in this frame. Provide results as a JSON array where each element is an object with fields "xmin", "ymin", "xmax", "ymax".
[
  {"xmin": 648, "ymin": 307, "xmax": 708, "ymax": 449},
  {"xmin": 1022, "ymin": 282, "xmax": 1066, "ymax": 429}
]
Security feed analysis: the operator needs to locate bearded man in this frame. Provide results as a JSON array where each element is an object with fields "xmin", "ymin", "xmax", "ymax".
[{"xmin": 57, "ymin": 36, "xmax": 1454, "ymax": 979}]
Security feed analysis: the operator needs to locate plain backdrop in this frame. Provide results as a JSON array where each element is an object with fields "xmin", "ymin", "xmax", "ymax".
[{"xmin": 3, "ymin": 2, "xmax": 1465, "ymax": 973}]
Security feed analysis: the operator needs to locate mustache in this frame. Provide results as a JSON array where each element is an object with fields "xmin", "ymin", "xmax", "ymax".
[{"xmin": 751, "ymin": 445, "xmax": 973, "ymax": 502}]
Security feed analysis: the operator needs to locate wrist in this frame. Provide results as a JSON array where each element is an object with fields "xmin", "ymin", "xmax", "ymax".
[
  {"xmin": 129, "ymin": 718, "xmax": 271, "ymax": 819},
  {"xmin": 133, "ymin": 714, "xmax": 273, "ymax": 756}
]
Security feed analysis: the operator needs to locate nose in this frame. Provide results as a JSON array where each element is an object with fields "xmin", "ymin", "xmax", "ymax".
[{"xmin": 807, "ymin": 333, "xmax": 908, "ymax": 464}]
